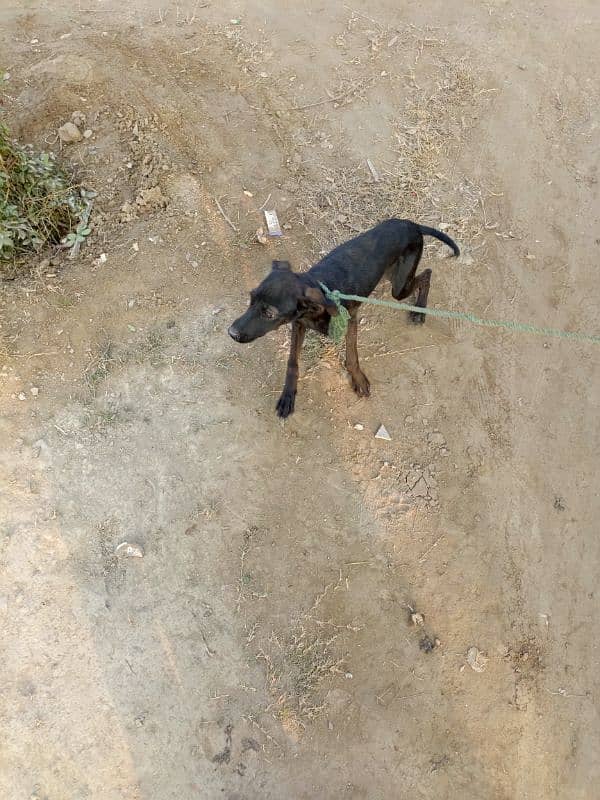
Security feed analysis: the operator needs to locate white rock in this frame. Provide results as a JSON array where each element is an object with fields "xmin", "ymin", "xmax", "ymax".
[
  {"xmin": 467, "ymin": 646, "xmax": 488, "ymax": 673},
  {"xmin": 375, "ymin": 424, "xmax": 391, "ymax": 441},
  {"xmin": 353, "ymin": 423, "xmax": 364, "ymax": 431},
  {"xmin": 115, "ymin": 541, "xmax": 144, "ymax": 558}
]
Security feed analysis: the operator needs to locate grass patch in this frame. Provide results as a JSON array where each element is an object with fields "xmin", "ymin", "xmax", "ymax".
[
  {"xmin": 0, "ymin": 122, "xmax": 92, "ymax": 277},
  {"xmin": 85, "ymin": 340, "xmax": 118, "ymax": 395}
]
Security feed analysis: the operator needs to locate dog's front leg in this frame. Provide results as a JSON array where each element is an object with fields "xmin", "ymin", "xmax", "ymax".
[
  {"xmin": 276, "ymin": 321, "xmax": 305, "ymax": 418},
  {"xmin": 345, "ymin": 310, "xmax": 370, "ymax": 397}
]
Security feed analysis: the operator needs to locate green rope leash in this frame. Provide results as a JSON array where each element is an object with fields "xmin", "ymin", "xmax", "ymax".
[{"xmin": 319, "ymin": 283, "xmax": 600, "ymax": 345}]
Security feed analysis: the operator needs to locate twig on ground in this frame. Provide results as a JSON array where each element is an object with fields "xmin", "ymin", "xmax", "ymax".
[
  {"xmin": 214, "ymin": 197, "xmax": 239, "ymax": 232},
  {"xmin": 418, "ymin": 534, "xmax": 445, "ymax": 564}
]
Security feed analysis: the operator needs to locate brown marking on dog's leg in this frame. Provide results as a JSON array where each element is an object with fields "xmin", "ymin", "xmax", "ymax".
[
  {"xmin": 345, "ymin": 310, "xmax": 370, "ymax": 397},
  {"xmin": 276, "ymin": 321, "xmax": 305, "ymax": 418},
  {"xmin": 409, "ymin": 268, "xmax": 432, "ymax": 325}
]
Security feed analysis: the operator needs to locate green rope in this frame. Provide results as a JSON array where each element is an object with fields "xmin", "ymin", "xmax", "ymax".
[{"xmin": 319, "ymin": 284, "xmax": 600, "ymax": 345}]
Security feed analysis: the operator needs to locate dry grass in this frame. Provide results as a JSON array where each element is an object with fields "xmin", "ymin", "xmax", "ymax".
[
  {"xmin": 250, "ymin": 571, "xmax": 359, "ymax": 725},
  {"xmin": 293, "ymin": 55, "xmax": 492, "ymax": 255}
]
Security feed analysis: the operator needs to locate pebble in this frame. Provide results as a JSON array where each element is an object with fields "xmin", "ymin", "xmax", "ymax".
[
  {"xmin": 353, "ymin": 423, "xmax": 364, "ymax": 431},
  {"xmin": 30, "ymin": 387, "xmax": 39, "ymax": 397},
  {"xmin": 83, "ymin": 129, "xmax": 93, "ymax": 139},
  {"xmin": 58, "ymin": 121, "xmax": 82, "ymax": 143},
  {"xmin": 115, "ymin": 541, "xmax": 144, "ymax": 558},
  {"xmin": 71, "ymin": 110, "xmax": 86, "ymax": 128},
  {"xmin": 428, "ymin": 432, "xmax": 446, "ymax": 446},
  {"xmin": 467, "ymin": 646, "xmax": 488, "ymax": 673},
  {"xmin": 375, "ymin": 424, "xmax": 391, "ymax": 441},
  {"xmin": 18, "ymin": 392, "xmax": 27, "ymax": 401},
  {"xmin": 410, "ymin": 612, "xmax": 424, "ymax": 627}
]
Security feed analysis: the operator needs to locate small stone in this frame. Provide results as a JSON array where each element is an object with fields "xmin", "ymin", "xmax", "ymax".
[
  {"xmin": 467, "ymin": 646, "xmax": 488, "ymax": 673},
  {"xmin": 243, "ymin": 190, "xmax": 254, "ymax": 197},
  {"xmin": 419, "ymin": 635, "xmax": 435, "ymax": 653},
  {"xmin": 83, "ymin": 128, "xmax": 93, "ymax": 139},
  {"xmin": 375, "ymin": 424, "xmax": 391, "ymax": 441},
  {"xmin": 410, "ymin": 612, "xmax": 424, "ymax": 627},
  {"xmin": 18, "ymin": 392, "xmax": 27, "ymax": 401},
  {"xmin": 428, "ymin": 432, "xmax": 446, "ymax": 446},
  {"xmin": 404, "ymin": 415, "xmax": 414, "ymax": 424},
  {"xmin": 71, "ymin": 110, "xmax": 86, "ymax": 127},
  {"xmin": 132, "ymin": 241, "xmax": 139, "ymax": 252},
  {"xmin": 58, "ymin": 121, "xmax": 82, "ymax": 143},
  {"xmin": 255, "ymin": 226, "xmax": 268, "ymax": 245},
  {"xmin": 353, "ymin": 423, "xmax": 364, "ymax": 431},
  {"xmin": 115, "ymin": 541, "xmax": 144, "ymax": 558},
  {"xmin": 30, "ymin": 387, "xmax": 39, "ymax": 397}
]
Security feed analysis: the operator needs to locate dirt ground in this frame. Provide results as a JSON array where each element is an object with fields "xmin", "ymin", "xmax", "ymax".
[{"xmin": 1, "ymin": 1, "xmax": 599, "ymax": 798}]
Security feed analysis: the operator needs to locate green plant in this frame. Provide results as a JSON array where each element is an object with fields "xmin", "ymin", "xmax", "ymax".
[{"xmin": 0, "ymin": 121, "xmax": 93, "ymax": 274}]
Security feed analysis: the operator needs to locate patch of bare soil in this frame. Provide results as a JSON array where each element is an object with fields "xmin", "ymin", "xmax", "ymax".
[{"xmin": 1, "ymin": 2, "xmax": 599, "ymax": 799}]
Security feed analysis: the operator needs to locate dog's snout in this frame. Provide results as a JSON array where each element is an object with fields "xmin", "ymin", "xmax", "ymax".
[{"xmin": 228, "ymin": 324, "xmax": 241, "ymax": 341}]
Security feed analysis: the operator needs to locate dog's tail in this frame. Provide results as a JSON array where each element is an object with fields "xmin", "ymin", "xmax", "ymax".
[{"xmin": 418, "ymin": 225, "xmax": 460, "ymax": 257}]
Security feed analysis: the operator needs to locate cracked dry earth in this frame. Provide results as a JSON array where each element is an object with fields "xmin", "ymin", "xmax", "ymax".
[{"xmin": 1, "ymin": 1, "xmax": 599, "ymax": 799}]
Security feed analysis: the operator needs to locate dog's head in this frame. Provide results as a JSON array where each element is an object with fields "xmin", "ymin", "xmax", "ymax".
[{"xmin": 228, "ymin": 260, "xmax": 338, "ymax": 343}]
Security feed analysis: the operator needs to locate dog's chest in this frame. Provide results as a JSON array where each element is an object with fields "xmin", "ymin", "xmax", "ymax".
[{"xmin": 304, "ymin": 312, "xmax": 330, "ymax": 336}]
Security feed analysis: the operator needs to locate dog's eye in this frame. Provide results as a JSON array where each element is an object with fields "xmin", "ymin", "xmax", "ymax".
[{"xmin": 262, "ymin": 306, "xmax": 278, "ymax": 320}]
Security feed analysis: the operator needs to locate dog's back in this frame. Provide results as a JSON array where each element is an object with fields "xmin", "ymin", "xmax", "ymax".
[{"xmin": 308, "ymin": 219, "xmax": 423, "ymax": 296}]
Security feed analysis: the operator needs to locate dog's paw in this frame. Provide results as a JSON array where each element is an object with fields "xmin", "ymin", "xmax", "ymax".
[
  {"xmin": 276, "ymin": 390, "xmax": 296, "ymax": 419},
  {"xmin": 350, "ymin": 371, "xmax": 371, "ymax": 397},
  {"xmin": 410, "ymin": 309, "xmax": 426, "ymax": 325}
]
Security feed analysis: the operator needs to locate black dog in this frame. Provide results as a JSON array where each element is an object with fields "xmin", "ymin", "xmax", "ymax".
[{"xmin": 228, "ymin": 219, "xmax": 459, "ymax": 418}]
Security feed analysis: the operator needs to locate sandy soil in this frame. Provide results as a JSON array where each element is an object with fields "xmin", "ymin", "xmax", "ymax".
[{"xmin": 1, "ymin": 1, "xmax": 599, "ymax": 798}]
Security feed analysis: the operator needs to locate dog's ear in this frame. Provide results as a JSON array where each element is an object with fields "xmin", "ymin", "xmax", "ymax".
[
  {"xmin": 299, "ymin": 286, "xmax": 339, "ymax": 316},
  {"xmin": 272, "ymin": 260, "xmax": 292, "ymax": 271}
]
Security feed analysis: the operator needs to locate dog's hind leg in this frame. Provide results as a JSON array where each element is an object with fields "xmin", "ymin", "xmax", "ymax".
[
  {"xmin": 345, "ymin": 308, "xmax": 370, "ymax": 397},
  {"xmin": 391, "ymin": 242, "xmax": 432, "ymax": 325},
  {"xmin": 406, "ymin": 268, "xmax": 432, "ymax": 325},
  {"xmin": 391, "ymin": 241, "xmax": 424, "ymax": 301}
]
